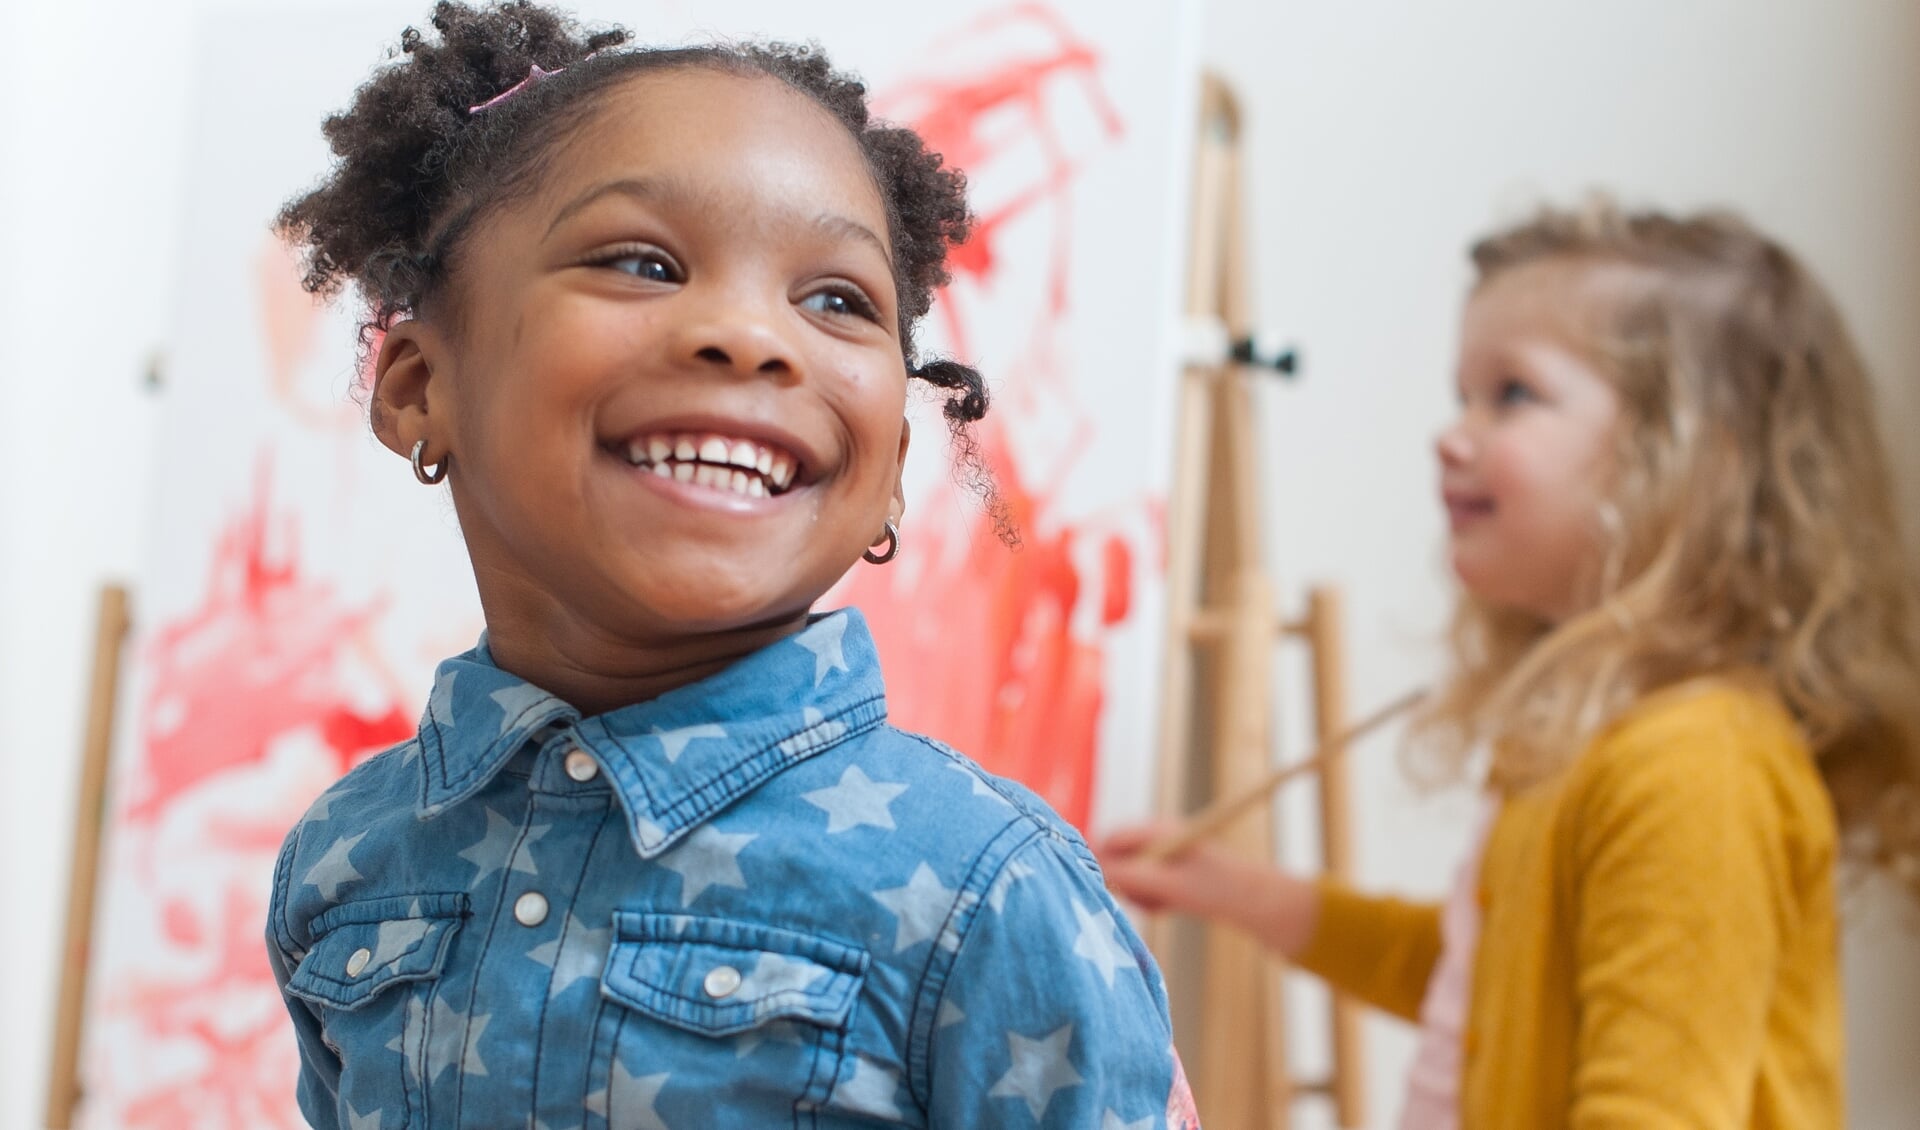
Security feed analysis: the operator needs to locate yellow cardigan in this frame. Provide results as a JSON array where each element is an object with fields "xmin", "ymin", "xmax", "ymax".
[{"xmin": 1294, "ymin": 680, "xmax": 1842, "ymax": 1129}]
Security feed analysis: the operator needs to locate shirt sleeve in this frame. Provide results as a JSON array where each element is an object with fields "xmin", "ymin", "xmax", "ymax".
[
  {"xmin": 919, "ymin": 829, "xmax": 1194, "ymax": 1129},
  {"xmin": 266, "ymin": 824, "xmax": 343, "ymax": 1130},
  {"xmin": 1565, "ymin": 712, "xmax": 1796, "ymax": 1129},
  {"xmin": 1290, "ymin": 880, "xmax": 1443, "ymax": 1023}
]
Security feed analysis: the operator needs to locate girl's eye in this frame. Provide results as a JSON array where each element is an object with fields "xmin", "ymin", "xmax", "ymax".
[
  {"xmin": 600, "ymin": 249, "xmax": 679, "ymax": 282},
  {"xmin": 800, "ymin": 286, "xmax": 880, "ymax": 323},
  {"xmin": 1496, "ymin": 378, "xmax": 1537, "ymax": 406}
]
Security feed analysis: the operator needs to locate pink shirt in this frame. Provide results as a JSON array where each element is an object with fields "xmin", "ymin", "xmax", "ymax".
[{"xmin": 1398, "ymin": 799, "xmax": 1500, "ymax": 1130}]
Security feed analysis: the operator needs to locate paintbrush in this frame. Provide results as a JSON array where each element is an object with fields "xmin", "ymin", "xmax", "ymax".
[{"xmin": 1139, "ymin": 687, "xmax": 1427, "ymax": 861}]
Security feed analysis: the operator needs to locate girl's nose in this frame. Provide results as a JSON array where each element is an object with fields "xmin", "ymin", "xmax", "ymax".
[
  {"xmin": 678, "ymin": 291, "xmax": 799, "ymax": 380},
  {"xmin": 1435, "ymin": 419, "xmax": 1474, "ymax": 468}
]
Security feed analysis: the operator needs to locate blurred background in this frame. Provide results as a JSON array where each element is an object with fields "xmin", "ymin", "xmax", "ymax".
[{"xmin": 3, "ymin": 2, "xmax": 1917, "ymax": 1128}]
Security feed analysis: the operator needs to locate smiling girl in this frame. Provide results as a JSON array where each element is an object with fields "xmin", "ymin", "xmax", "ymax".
[
  {"xmin": 265, "ymin": 5, "xmax": 1193, "ymax": 1128},
  {"xmin": 1100, "ymin": 200, "xmax": 1920, "ymax": 1130}
]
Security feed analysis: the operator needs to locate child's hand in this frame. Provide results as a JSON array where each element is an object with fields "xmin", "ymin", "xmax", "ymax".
[{"xmin": 1095, "ymin": 822, "xmax": 1321, "ymax": 958}]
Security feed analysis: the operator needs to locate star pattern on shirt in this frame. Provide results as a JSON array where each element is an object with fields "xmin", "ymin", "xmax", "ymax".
[
  {"xmin": 457, "ymin": 808, "xmax": 549, "ymax": 886},
  {"xmin": 428, "ymin": 669, "xmax": 459, "ymax": 729},
  {"xmin": 777, "ymin": 707, "xmax": 848, "ymax": 758},
  {"xmin": 584, "ymin": 1061, "xmax": 671, "ymax": 1130},
  {"xmin": 801, "ymin": 765, "xmax": 908, "ymax": 833},
  {"xmin": 652, "ymin": 722, "xmax": 728, "ymax": 764},
  {"xmin": 871, "ymin": 862, "xmax": 957, "ymax": 953},
  {"xmin": 489, "ymin": 682, "xmax": 553, "ymax": 732},
  {"xmin": 303, "ymin": 784, "xmax": 349, "ymax": 824},
  {"xmin": 660, "ymin": 824, "xmax": 757, "ymax": 906},
  {"xmin": 737, "ymin": 950, "xmax": 828, "ymax": 1006},
  {"xmin": 1072, "ymin": 902, "xmax": 1139, "ymax": 988},
  {"xmin": 986, "ymin": 858, "xmax": 1035, "ymax": 912},
  {"xmin": 371, "ymin": 917, "xmax": 432, "ymax": 968},
  {"xmin": 988, "ymin": 1024, "xmax": 1084, "ymax": 1122},
  {"xmin": 277, "ymin": 611, "xmax": 1191, "ymax": 1129},
  {"xmin": 794, "ymin": 615, "xmax": 850, "ymax": 686},
  {"xmin": 425, "ymin": 995, "xmax": 491, "ymax": 1082},
  {"xmin": 302, "ymin": 832, "xmax": 367, "ymax": 901},
  {"xmin": 832, "ymin": 1054, "xmax": 904, "ymax": 1120},
  {"xmin": 526, "ymin": 912, "xmax": 612, "ymax": 998},
  {"xmin": 385, "ymin": 994, "xmax": 426, "ymax": 1084},
  {"xmin": 947, "ymin": 760, "xmax": 1007, "ymax": 801},
  {"xmin": 733, "ymin": 1019, "xmax": 805, "ymax": 1059}
]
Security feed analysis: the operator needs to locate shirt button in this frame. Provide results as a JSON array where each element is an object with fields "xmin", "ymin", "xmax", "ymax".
[
  {"xmin": 703, "ymin": 965, "xmax": 743, "ymax": 999},
  {"xmin": 564, "ymin": 749, "xmax": 600, "ymax": 782},
  {"xmin": 514, "ymin": 891, "xmax": 550, "ymax": 927},
  {"xmin": 345, "ymin": 947, "xmax": 372, "ymax": 978}
]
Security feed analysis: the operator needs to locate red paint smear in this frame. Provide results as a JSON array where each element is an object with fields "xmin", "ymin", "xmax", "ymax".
[
  {"xmin": 113, "ymin": 886, "xmax": 310, "ymax": 1130},
  {"xmin": 845, "ymin": 4, "xmax": 1147, "ymax": 831},
  {"xmin": 129, "ymin": 459, "xmax": 410, "ymax": 817},
  {"xmin": 93, "ymin": 458, "xmax": 410, "ymax": 1128},
  {"xmin": 840, "ymin": 423, "xmax": 1119, "ymax": 827},
  {"xmin": 878, "ymin": 1, "xmax": 1125, "ymax": 358}
]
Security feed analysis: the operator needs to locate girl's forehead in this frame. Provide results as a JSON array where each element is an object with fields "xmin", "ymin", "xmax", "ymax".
[
  {"xmin": 1467, "ymin": 258, "xmax": 1635, "ymax": 349},
  {"xmin": 539, "ymin": 68, "xmax": 886, "ymax": 220}
]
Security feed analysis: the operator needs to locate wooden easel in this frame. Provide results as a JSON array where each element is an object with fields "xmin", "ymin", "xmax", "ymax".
[
  {"xmin": 1151, "ymin": 76, "xmax": 1367, "ymax": 1130},
  {"xmin": 44, "ymin": 585, "xmax": 133, "ymax": 1130}
]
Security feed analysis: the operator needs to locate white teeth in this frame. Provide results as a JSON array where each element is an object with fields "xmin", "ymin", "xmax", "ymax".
[{"xmin": 627, "ymin": 432, "xmax": 794, "ymax": 495}]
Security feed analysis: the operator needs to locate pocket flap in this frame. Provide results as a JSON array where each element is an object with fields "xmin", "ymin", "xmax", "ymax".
[
  {"xmin": 600, "ymin": 913, "xmax": 868, "ymax": 1037},
  {"xmin": 286, "ymin": 892, "xmax": 468, "ymax": 1011}
]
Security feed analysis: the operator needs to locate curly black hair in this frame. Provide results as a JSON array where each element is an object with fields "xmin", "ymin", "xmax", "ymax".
[{"xmin": 278, "ymin": 0, "xmax": 1003, "ymax": 515}]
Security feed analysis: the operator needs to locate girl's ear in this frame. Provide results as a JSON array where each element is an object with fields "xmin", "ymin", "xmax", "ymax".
[
  {"xmin": 888, "ymin": 417, "xmax": 911, "ymax": 524},
  {"xmin": 370, "ymin": 321, "xmax": 451, "ymax": 465}
]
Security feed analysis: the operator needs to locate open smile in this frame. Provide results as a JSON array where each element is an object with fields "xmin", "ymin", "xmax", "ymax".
[{"xmin": 609, "ymin": 430, "xmax": 801, "ymax": 499}]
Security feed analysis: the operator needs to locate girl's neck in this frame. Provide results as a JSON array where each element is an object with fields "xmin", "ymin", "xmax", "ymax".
[{"xmin": 477, "ymin": 599, "xmax": 818, "ymax": 717}]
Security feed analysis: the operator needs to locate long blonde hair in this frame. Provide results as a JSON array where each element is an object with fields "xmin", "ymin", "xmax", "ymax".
[{"xmin": 1417, "ymin": 199, "xmax": 1920, "ymax": 895}]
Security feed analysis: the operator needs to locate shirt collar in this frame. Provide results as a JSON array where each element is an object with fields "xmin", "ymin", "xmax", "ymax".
[{"xmin": 413, "ymin": 609, "xmax": 887, "ymax": 857}]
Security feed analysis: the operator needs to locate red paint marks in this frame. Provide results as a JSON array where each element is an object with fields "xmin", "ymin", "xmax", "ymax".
[
  {"xmin": 130, "ymin": 460, "xmax": 410, "ymax": 816},
  {"xmin": 86, "ymin": 460, "xmax": 410, "ymax": 1130},
  {"xmin": 839, "ymin": 421, "xmax": 1126, "ymax": 827},
  {"xmin": 841, "ymin": 5, "xmax": 1149, "ymax": 830},
  {"xmin": 877, "ymin": 2, "xmax": 1125, "ymax": 358}
]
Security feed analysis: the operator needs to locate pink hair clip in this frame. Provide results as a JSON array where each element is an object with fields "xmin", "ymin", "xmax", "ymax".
[{"xmin": 468, "ymin": 63, "xmax": 565, "ymax": 114}]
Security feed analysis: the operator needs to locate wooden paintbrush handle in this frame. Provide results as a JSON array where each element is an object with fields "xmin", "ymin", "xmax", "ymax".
[{"xmin": 1141, "ymin": 687, "xmax": 1425, "ymax": 861}]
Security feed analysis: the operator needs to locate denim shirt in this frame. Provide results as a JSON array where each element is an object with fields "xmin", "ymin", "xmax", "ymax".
[{"xmin": 267, "ymin": 610, "xmax": 1196, "ymax": 1129}]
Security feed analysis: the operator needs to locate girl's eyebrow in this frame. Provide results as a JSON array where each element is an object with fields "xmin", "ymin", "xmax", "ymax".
[
  {"xmin": 811, "ymin": 213, "xmax": 894, "ymax": 269},
  {"xmin": 545, "ymin": 175, "xmax": 684, "ymax": 236},
  {"xmin": 544, "ymin": 176, "xmax": 893, "ymax": 268}
]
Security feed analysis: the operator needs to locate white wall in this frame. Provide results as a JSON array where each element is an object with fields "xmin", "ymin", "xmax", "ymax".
[
  {"xmin": 1200, "ymin": 4, "xmax": 1920, "ymax": 1129},
  {"xmin": 0, "ymin": 1, "xmax": 188, "ymax": 1124},
  {"xmin": 2, "ymin": 3, "xmax": 1916, "ymax": 1129}
]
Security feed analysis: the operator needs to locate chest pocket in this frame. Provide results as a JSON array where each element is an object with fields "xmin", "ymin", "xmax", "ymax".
[
  {"xmin": 593, "ymin": 912, "xmax": 871, "ymax": 1125},
  {"xmin": 285, "ymin": 893, "xmax": 468, "ymax": 1128}
]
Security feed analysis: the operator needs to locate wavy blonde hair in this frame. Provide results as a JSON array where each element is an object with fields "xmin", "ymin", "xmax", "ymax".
[{"xmin": 1416, "ymin": 199, "xmax": 1920, "ymax": 896}]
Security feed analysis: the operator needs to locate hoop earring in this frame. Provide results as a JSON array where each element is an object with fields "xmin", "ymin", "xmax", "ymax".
[
  {"xmin": 412, "ymin": 439, "xmax": 448, "ymax": 485},
  {"xmin": 863, "ymin": 518, "xmax": 899, "ymax": 565}
]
